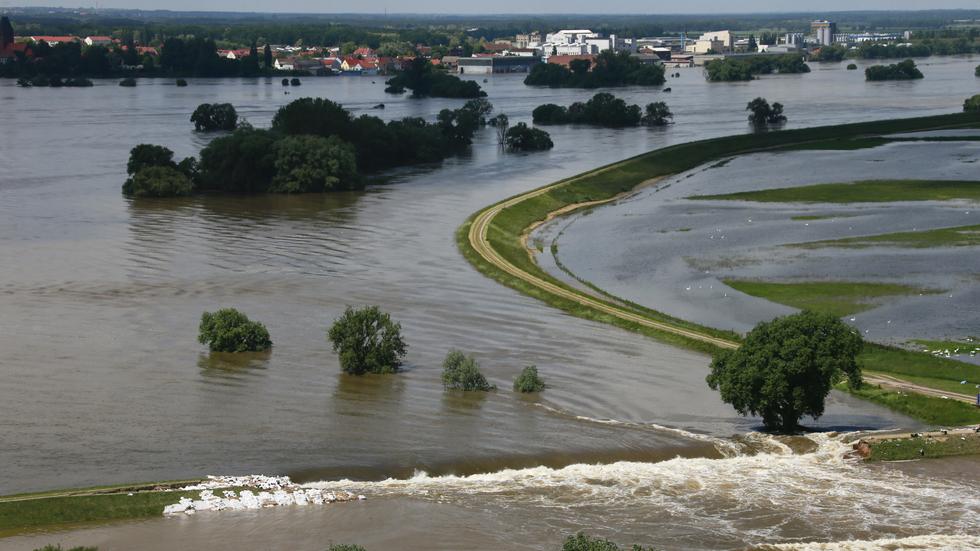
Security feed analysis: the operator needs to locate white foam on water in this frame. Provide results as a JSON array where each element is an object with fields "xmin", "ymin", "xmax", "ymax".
[
  {"xmin": 304, "ymin": 433, "xmax": 980, "ymax": 544},
  {"xmin": 162, "ymin": 475, "xmax": 363, "ymax": 515},
  {"xmin": 753, "ymin": 534, "xmax": 980, "ymax": 550}
]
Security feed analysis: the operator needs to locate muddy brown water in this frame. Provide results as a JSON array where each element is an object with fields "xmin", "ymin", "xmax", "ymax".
[{"xmin": 2, "ymin": 56, "xmax": 980, "ymax": 549}]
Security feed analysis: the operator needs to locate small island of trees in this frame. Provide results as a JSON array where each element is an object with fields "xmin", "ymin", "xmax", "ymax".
[
  {"xmin": 384, "ymin": 57, "xmax": 485, "ymax": 98},
  {"xmin": 746, "ymin": 97, "xmax": 787, "ymax": 127},
  {"xmin": 504, "ymin": 123, "xmax": 554, "ymax": 152},
  {"xmin": 533, "ymin": 93, "xmax": 672, "ymax": 128},
  {"xmin": 198, "ymin": 308, "xmax": 272, "ymax": 353},
  {"xmin": 865, "ymin": 59, "xmax": 924, "ymax": 81},
  {"xmin": 524, "ymin": 50, "xmax": 665, "ymax": 88},
  {"xmin": 706, "ymin": 310, "xmax": 863, "ymax": 432},
  {"xmin": 190, "ymin": 103, "xmax": 238, "ymax": 131},
  {"xmin": 703, "ymin": 54, "xmax": 810, "ymax": 82}
]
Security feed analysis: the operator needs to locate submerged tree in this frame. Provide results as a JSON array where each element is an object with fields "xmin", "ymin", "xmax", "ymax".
[
  {"xmin": 442, "ymin": 350, "xmax": 494, "ymax": 391},
  {"xmin": 642, "ymin": 101, "xmax": 673, "ymax": 126},
  {"xmin": 328, "ymin": 306, "xmax": 407, "ymax": 375},
  {"xmin": 190, "ymin": 103, "xmax": 238, "ymax": 131},
  {"xmin": 198, "ymin": 308, "xmax": 272, "ymax": 353},
  {"xmin": 706, "ymin": 310, "xmax": 863, "ymax": 432},
  {"xmin": 746, "ymin": 97, "xmax": 787, "ymax": 126},
  {"xmin": 513, "ymin": 365, "xmax": 546, "ymax": 392}
]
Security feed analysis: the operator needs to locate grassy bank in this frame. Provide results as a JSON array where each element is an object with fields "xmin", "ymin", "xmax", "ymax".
[
  {"xmin": 865, "ymin": 432, "xmax": 980, "ymax": 461},
  {"xmin": 845, "ymin": 383, "xmax": 980, "ymax": 426},
  {"xmin": 722, "ymin": 279, "xmax": 937, "ymax": 317},
  {"xmin": 690, "ymin": 179, "xmax": 980, "ymax": 203},
  {"xmin": 797, "ymin": 223, "xmax": 980, "ymax": 249}
]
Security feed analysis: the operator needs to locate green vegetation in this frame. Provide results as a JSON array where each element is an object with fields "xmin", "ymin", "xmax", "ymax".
[
  {"xmin": 513, "ymin": 365, "xmax": 546, "ymax": 393},
  {"xmin": 505, "ymin": 123, "xmax": 554, "ymax": 152},
  {"xmin": 703, "ymin": 54, "xmax": 809, "ymax": 82},
  {"xmin": 33, "ymin": 546, "xmax": 98, "ymax": 551},
  {"xmin": 198, "ymin": 308, "xmax": 272, "ymax": 353},
  {"xmin": 746, "ymin": 97, "xmax": 786, "ymax": 126},
  {"xmin": 270, "ymin": 135, "xmax": 359, "ymax": 193},
  {"xmin": 723, "ymin": 280, "xmax": 936, "ymax": 317},
  {"xmin": 562, "ymin": 532, "xmax": 656, "ymax": 551},
  {"xmin": 707, "ymin": 311, "xmax": 863, "ymax": 432},
  {"xmin": 976, "ymin": 65, "xmax": 980, "ymax": 78},
  {"xmin": 810, "ymin": 45, "xmax": 848, "ymax": 62},
  {"xmin": 966, "ymin": 94, "xmax": 980, "ymax": 112},
  {"xmin": 867, "ymin": 433, "xmax": 980, "ymax": 461},
  {"xmin": 118, "ymin": 77, "xmax": 136, "ymax": 86},
  {"xmin": 524, "ymin": 50, "xmax": 665, "ymax": 88},
  {"xmin": 442, "ymin": 350, "xmax": 495, "ymax": 391},
  {"xmin": 797, "ymin": 224, "xmax": 980, "ymax": 249},
  {"xmin": 533, "ymin": 93, "xmax": 642, "ymax": 127},
  {"xmin": 846, "ymin": 383, "xmax": 980, "ymax": 426},
  {"xmin": 176, "ymin": 78, "xmax": 188, "ymax": 87},
  {"xmin": 859, "ymin": 344, "xmax": 980, "ymax": 394},
  {"xmin": 847, "ymin": 63, "xmax": 858, "ymax": 70},
  {"xmin": 690, "ymin": 179, "xmax": 980, "ymax": 203},
  {"xmin": 190, "ymin": 102, "xmax": 238, "ymax": 131},
  {"xmin": 643, "ymin": 101, "xmax": 673, "ymax": 126},
  {"xmin": 458, "ymin": 112, "xmax": 980, "ymax": 356},
  {"xmin": 122, "ymin": 166, "xmax": 194, "ymax": 198},
  {"xmin": 0, "ymin": 490, "xmax": 200, "ymax": 536},
  {"xmin": 328, "ymin": 306, "xmax": 407, "ymax": 375},
  {"xmin": 865, "ymin": 59, "xmax": 923, "ymax": 81},
  {"xmin": 326, "ymin": 546, "xmax": 366, "ymax": 551},
  {"xmin": 385, "ymin": 57, "xmax": 485, "ymax": 98},
  {"xmin": 911, "ymin": 338, "xmax": 978, "ymax": 354}
]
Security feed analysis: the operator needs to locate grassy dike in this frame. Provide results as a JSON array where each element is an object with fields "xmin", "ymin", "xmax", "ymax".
[{"xmin": 457, "ymin": 111, "xmax": 980, "ymax": 425}]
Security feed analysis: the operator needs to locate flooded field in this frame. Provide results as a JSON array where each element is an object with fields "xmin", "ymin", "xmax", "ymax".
[{"xmin": 2, "ymin": 55, "xmax": 980, "ymax": 549}]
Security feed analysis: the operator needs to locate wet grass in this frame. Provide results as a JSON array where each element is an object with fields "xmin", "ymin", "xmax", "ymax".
[
  {"xmin": 844, "ymin": 383, "xmax": 980, "ymax": 427},
  {"xmin": 689, "ymin": 180, "xmax": 980, "ymax": 204},
  {"xmin": 0, "ymin": 490, "xmax": 200, "ymax": 536},
  {"xmin": 797, "ymin": 224, "xmax": 980, "ymax": 249},
  {"xmin": 859, "ymin": 344, "xmax": 980, "ymax": 390},
  {"xmin": 722, "ymin": 279, "xmax": 937, "ymax": 317},
  {"xmin": 911, "ymin": 338, "xmax": 980, "ymax": 354},
  {"xmin": 866, "ymin": 370, "xmax": 979, "ymax": 396},
  {"xmin": 868, "ymin": 433, "xmax": 980, "ymax": 461}
]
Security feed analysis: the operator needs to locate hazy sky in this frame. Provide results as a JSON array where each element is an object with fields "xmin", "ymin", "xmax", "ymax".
[{"xmin": 6, "ymin": 0, "xmax": 980, "ymax": 14}]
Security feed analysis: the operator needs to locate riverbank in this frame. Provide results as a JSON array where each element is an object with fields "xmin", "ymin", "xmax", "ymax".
[
  {"xmin": 853, "ymin": 428, "xmax": 980, "ymax": 461},
  {"xmin": 458, "ymin": 111, "xmax": 980, "ymax": 426}
]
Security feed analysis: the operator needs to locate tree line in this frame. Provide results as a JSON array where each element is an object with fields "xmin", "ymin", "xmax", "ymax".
[
  {"xmin": 524, "ymin": 50, "xmax": 666, "ymax": 88},
  {"xmin": 703, "ymin": 54, "xmax": 810, "ymax": 82},
  {"xmin": 532, "ymin": 93, "xmax": 672, "ymax": 128}
]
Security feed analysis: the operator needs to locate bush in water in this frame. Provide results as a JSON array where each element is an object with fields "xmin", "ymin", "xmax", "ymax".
[
  {"xmin": 198, "ymin": 308, "xmax": 272, "ymax": 353},
  {"xmin": 326, "ymin": 546, "xmax": 366, "ymax": 551},
  {"xmin": 190, "ymin": 103, "xmax": 238, "ymax": 131},
  {"xmin": 442, "ymin": 350, "xmax": 494, "ymax": 391},
  {"xmin": 122, "ymin": 166, "xmax": 194, "ymax": 198},
  {"xmin": 513, "ymin": 365, "xmax": 546, "ymax": 392},
  {"xmin": 562, "ymin": 532, "xmax": 657, "ymax": 551},
  {"xmin": 328, "ymin": 306, "xmax": 407, "ymax": 375}
]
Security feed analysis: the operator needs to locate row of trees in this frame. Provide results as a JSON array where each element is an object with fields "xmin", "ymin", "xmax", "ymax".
[
  {"xmin": 532, "ymin": 93, "xmax": 672, "ymax": 128},
  {"xmin": 198, "ymin": 305, "xmax": 547, "ymax": 393},
  {"xmin": 703, "ymin": 54, "xmax": 810, "ymax": 82},
  {"xmin": 384, "ymin": 57, "xmax": 485, "ymax": 98},
  {"xmin": 524, "ymin": 50, "xmax": 666, "ymax": 88},
  {"xmin": 865, "ymin": 59, "xmax": 924, "ymax": 81}
]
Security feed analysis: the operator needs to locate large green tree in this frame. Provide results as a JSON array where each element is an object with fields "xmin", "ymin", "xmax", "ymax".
[
  {"xmin": 270, "ymin": 135, "xmax": 359, "ymax": 193},
  {"xmin": 706, "ymin": 310, "xmax": 863, "ymax": 432},
  {"xmin": 198, "ymin": 308, "xmax": 272, "ymax": 353},
  {"xmin": 328, "ymin": 306, "xmax": 407, "ymax": 375}
]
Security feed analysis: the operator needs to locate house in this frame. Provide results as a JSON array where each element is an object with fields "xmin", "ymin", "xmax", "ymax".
[
  {"xmin": 340, "ymin": 56, "xmax": 378, "ymax": 75},
  {"xmin": 457, "ymin": 55, "xmax": 540, "ymax": 74},
  {"xmin": 319, "ymin": 57, "xmax": 341, "ymax": 74},
  {"xmin": 29, "ymin": 35, "xmax": 78, "ymax": 46},
  {"xmin": 686, "ymin": 30, "xmax": 734, "ymax": 54},
  {"xmin": 352, "ymin": 47, "xmax": 374, "ymax": 57},
  {"xmin": 292, "ymin": 59, "xmax": 323, "ymax": 73},
  {"xmin": 218, "ymin": 48, "xmax": 251, "ymax": 59},
  {"xmin": 0, "ymin": 41, "xmax": 30, "ymax": 64},
  {"xmin": 274, "ymin": 57, "xmax": 295, "ymax": 70},
  {"xmin": 136, "ymin": 46, "xmax": 159, "ymax": 57},
  {"xmin": 84, "ymin": 36, "xmax": 112, "ymax": 47}
]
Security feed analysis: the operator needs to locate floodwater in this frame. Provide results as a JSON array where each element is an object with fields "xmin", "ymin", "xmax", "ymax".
[
  {"xmin": 2, "ymin": 55, "xmax": 980, "ymax": 549},
  {"xmin": 542, "ymin": 139, "xmax": 980, "ymax": 342}
]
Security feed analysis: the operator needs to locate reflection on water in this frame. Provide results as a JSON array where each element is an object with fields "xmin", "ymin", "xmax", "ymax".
[{"xmin": 1, "ymin": 58, "xmax": 977, "ymax": 505}]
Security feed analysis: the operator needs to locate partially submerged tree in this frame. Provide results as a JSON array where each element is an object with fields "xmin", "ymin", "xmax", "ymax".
[
  {"xmin": 190, "ymin": 103, "xmax": 238, "ymax": 131},
  {"xmin": 328, "ymin": 306, "xmax": 407, "ymax": 375},
  {"xmin": 642, "ymin": 102, "xmax": 673, "ymax": 126},
  {"xmin": 513, "ymin": 365, "xmax": 545, "ymax": 393},
  {"xmin": 505, "ymin": 123, "xmax": 554, "ymax": 152},
  {"xmin": 562, "ymin": 532, "xmax": 657, "ymax": 551},
  {"xmin": 442, "ymin": 350, "xmax": 494, "ymax": 391},
  {"xmin": 269, "ymin": 135, "xmax": 359, "ymax": 192},
  {"xmin": 964, "ymin": 94, "xmax": 980, "ymax": 112},
  {"xmin": 706, "ymin": 310, "xmax": 863, "ymax": 432},
  {"xmin": 746, "ymin": 97, "xmax": 787, "ymax": 126},
  {"xmin": 122, "ymin": 165, "xmax": 194, "ymax": 197},
  {"xmin": 198, "ymin": 308, "xmax": 272, "ymax": 353}
]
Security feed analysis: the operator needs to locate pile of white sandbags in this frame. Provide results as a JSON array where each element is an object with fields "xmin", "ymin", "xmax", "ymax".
[{"xmin": 163, "ymin": 475, "xmax": 364, "ymax": 515}]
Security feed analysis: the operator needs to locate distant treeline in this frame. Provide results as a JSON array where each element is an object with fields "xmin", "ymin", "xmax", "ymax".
[
  {"xmin": 812, "ymin": 36, "xmax": 980, "ymax": 62},
  {"xmin": 703, "ymin": 54, "xmax": 810, "ymax": 82}
]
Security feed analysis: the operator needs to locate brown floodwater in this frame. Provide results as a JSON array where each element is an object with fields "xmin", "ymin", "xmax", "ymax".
[{"xmin": 2, "ymin": 56, "xmax": 980, "ymax": 549}]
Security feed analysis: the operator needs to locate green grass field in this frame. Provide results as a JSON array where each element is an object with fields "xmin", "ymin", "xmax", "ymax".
[
  {"xmin": 689, "ymin": 180, "xmax": 980, "ymax": 204},
  {"xmin": 775, "ymin": 136, "xmax": 892, "ymax": 151},
  {"xmin": 911, "ymin": 338, "xmax": 980, "ymax": 354},
  {"xmin": 845, "ymin": 383, "xmax": 980, "ymax": 427},
  {"xmin": 722, "ymin": 279, "xmax": 937, "ymax": 317},
  {"xmin": 868, "ymin": 433, "xmax": 980, "ymax": 461},
  {"xmin": 797, "ymin": 224, "xmax": 980, "ymax": 249}
]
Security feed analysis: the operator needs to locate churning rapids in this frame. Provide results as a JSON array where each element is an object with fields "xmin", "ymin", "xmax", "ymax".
[{"xmin": 2, "ymin": 56, "xmax": 980, "ymax": 550}]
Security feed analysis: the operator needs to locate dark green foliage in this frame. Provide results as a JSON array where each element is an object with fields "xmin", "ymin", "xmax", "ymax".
[
  {"xmin": 811, "ymin": 45, "xmax": 848, "ymax": 62},
  {"xmin": 704, "ymin": 54, "xmax": 810, "ymax": 82},
  {"xmin": 846, "ymin": 63, "xmax": 858, "ymax": 70},
  {"xmin": 706, "ymin": 311, "xmax": 863, "ymax": 432},
  {"xmin": 513, "ymin": 365, "xmax": 545, "ymax": 392},
  {"xmin": 263, "ymin": 44, "xmax": 273, "ymax": 69},
  {"xmin": 282, "ymin": 78, "xmax": 290, "ymax": 86},
  {"xmin": 118, "ymin": 77, "xmax": 137, "ymax": 87},
  {"xmin": 33, "ymin": 546, "xmax": 99, "ymax": 551},
  {"xmin": 964, "ymin": 94, "xmax": 980, "ymax": 112},
  {"xmin": 524, "ymin": 50, "xmax": 665, "ymax": 88},
  {"xmin": 328, "ymin": 306, "xmax": 407, "ymax": 375},
  {"xmin": 122, "ymin": 166, "xmax": 194, "ymax": 197},
  {"xmin": 198, "ymin": 308, "xmax": 272, "ymax": 353},
  {"xmin": 20, "ymin": 75, "xmax": 93, "ymax": 87},
  {"xmin": 126, "ymin": 144, "xmax": 177, "ymax": 175},
  {"xmin": 976, "ymin": 65, "xmax": 980, "ymax": 77},
  {"xmin": 442, "ymin": 350, "xmax": 495, "ymax": 391},
  {"xmin": 272, "ymin": 97, "xmax": 353, "ymax": 138},
  {"xmin": 642, "ymin": 102, "xmax": 672, "ymax": 126},
  {"xmin": 290, "ymin": 77, "xmax": 301, "ymax": 86},
  {"xmin": 270, "ymin": 135, "xmax": 359, "ymax": 193},
  {"xmin": 532, "ymin": 93, "xmax": 642, "ymax": 128},
  {"xmin": 562, "ymin": 533, "xmax": 657, "ymax": 551},
  {"xmin": 190, "ymin": 103, "xmax": 238, "ymax": 131},
  {"xmin": 865, "ymin": 59, "xmax": 924, "ymax": 81},
  {"xmin": 746, "ymin": 97, "xmax": 786, "ymax": 126},
  {"xmin": 198, "ymin": 127, "xmax": 278, "ymax": 192},
  {"xmin": 384, "ymin": 57, "xmax": 485, "ymax": 98},
  {"xmin": 176, "ymin": 78, "xmax": 188, "ymax": 86},
  {"xmin": 505, "ymin": 123, "xmax": 554, "ymax": 152},
  {"xmin": 326, "ymin": 546, "xmax": 366, "ymax": 551}
]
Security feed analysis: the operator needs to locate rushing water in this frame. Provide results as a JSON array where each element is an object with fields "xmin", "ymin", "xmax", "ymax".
[{"xmin": 2, "ymin": 55, "xmax": 980, "ymax": 548}]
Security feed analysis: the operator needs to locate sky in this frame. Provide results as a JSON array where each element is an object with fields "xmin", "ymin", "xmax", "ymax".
[{"xmin": 4, "ymin": 0, "xmax": 980, "ymax": 14}]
